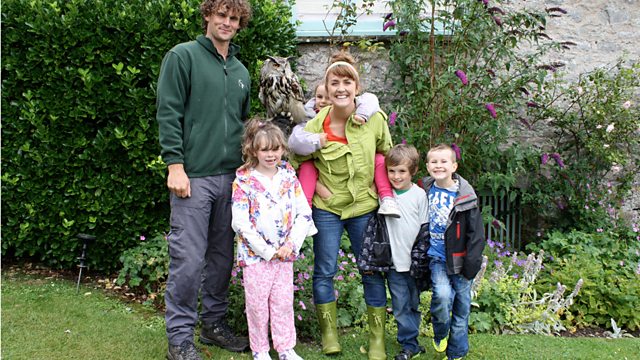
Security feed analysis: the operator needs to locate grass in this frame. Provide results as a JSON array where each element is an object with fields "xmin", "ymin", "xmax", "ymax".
[{"xmin": 2, "ymin": 272, "xmax": 639, "ymax": 360}]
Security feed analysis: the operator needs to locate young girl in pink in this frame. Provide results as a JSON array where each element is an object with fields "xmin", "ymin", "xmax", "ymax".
[
  {"xmin": 288, "ymin": 79, "xmax": 401, "ymax": 218},
  {"xmin": 231, "ymin": 120, "xmax": 317, "ymax": 360}
]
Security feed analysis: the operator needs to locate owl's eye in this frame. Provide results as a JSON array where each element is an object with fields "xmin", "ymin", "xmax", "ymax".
[{"xmin": 273, "ymin": 63, "xmax": 280, "ymax": 68}]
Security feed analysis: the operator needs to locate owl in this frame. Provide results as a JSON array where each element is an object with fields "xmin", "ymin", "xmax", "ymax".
[{"xmin": 258, "ymin": 56, "xmax": 307, "ymax": 136}]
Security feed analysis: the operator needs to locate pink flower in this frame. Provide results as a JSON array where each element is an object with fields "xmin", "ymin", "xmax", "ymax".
[
  {"xmin": 454, "ymin": 70, "xmax": 468, "ymax": 85},
  {"xmin": 297, "ymin": 314, "xmax": 302, "ymax": 321},
  {"xmin": 389, "ymin": 112, "xmax": 398, "ymax": 126},
  {"xmin": 401, "ymin": 138, "xmax": 407, "ymax": 144},
  {"xmin": 451, "ymin": 143, "xmax": 461, "ymax": 160},
  {"xmin": 299, "ymin": 300, "xmax": 307, "ymax": 310},
  {"xmin": 140, "ymin": 235, "xmax": 146, "ymax": 241},
  {"xmin": 541, "ymin": 153, "xmax": 549, "ymax": 165},
  {"xmin": 622, "ymin": 101, "xmax": 631, "ymax": 109},
  {"xmin": 550, "ymin": 153, "xmax": 565, "ymax": 168},
  {"xmin": 485, "ymin": 103, "xmax": 497, "ymax": 118},
  {"xmin": 383, "ymin": 20, "xmax": 396, "ymax": 31}
]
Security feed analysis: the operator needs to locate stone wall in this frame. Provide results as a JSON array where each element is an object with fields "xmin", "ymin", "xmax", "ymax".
[{"xmin": 294, "ymin": 0, "xmax": 640, "ymax": 223}]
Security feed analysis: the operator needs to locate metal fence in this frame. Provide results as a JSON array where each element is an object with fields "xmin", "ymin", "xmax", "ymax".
[{"xmin": 478, "ymin": 190, "xmax": 522, "ymax": 249}]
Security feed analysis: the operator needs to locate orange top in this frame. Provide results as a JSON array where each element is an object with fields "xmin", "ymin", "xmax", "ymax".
[{"xmin": 322, "ymin": 113, "xmax": 348, "ymax": 144}]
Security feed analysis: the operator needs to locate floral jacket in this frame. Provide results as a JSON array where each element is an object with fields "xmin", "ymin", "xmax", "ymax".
[{"xmin": 231, "ymin": 161, "xmax": 317, "ymax": 267}]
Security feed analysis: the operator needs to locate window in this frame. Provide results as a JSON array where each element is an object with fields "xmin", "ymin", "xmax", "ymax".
[{"xmin": 292, "ymin": 0, "xmax": 394, "ymax": 38}]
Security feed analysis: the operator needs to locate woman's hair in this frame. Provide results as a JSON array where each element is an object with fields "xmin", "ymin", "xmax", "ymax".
[
  {"xmin": 324, "ymin": 52, "xmax": 360, "ymax": 91},
  {"xmin": 200, "ymin": 0, "xmax": 252, "ymax": 33},
  {"xmin": 386, "ymin": 144, "xmax": 421, "ymax": 175},
  {"xmin": 240, "ymin": 119, "xmax": 288, "ymax": 170}
]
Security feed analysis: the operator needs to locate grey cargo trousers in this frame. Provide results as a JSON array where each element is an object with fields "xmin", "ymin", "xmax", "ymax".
[{"xmin": 164, "ymin": 174, "xmax": 236, "ymax": 346}]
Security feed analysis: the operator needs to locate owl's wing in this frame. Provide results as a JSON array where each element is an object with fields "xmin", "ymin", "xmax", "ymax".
[{"xmin": 281, "ymin": 73, "xmax": 302, "ymax": 102}]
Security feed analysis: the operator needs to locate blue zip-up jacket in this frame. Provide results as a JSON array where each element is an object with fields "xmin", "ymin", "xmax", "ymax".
[{"xmin": 156, "ymin": 35, "xmax": 251, "ymax": 177}]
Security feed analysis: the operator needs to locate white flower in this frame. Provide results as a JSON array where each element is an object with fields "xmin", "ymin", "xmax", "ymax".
[
  {"xmin": 603, "ymin": 144, "xmax": 610, "ymax": 148},
  {"xmin": 611, "ymin": 164, "xmax": 622, "ymax": 173},
  {"xmin": 577, "ymin": 86, "xmax": 583, "ymax": 95},
  {"xmin": 606, "ymin": 123, "xmax": 615, "ymax": 133},
  {"xmin": 596, "ymin": 125, "xmax": 603, "ymax": 129},
  {"xmin": 622, "ymin": 101, "xmax": 631, "ymax": 109}
]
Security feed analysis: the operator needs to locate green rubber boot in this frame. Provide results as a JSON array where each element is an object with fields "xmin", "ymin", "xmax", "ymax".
[
  {"xmin": 316, "ymin": 302, "xmax": 341, "ymax": 355},
  {"xmin": 367, "ymin": 306, "xmax": 387, "ymax": 360}
]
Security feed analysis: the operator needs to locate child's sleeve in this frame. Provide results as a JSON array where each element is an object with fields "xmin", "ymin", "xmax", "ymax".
[
  {"xmin": 231, "ymin": 181, "xmax": 277, "ymax": 261},
  {"xmin": 462, "ymin": 205, "xmax": 486, "ymax": 280},
  {"xmin": 286, "ymin": 177, "xmax": 318, "ymax": 253},
  {"xmin": 355, "ymin": 92, "xmax": 381, "ymax": 122},
  {"xmin": 304, "ymin": 98, "xmax": 318, "ymax": 118},
  {"xmin": 288, "ymin": 123, "xmax": 322, "ymax": 156}
]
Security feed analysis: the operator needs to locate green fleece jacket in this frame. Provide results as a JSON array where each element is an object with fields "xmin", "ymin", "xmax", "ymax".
[
  {"xmin": 295, "ymin": 106, "xmax": 393, "ymax": 219},
  {"xmin": 156, "ymin": 35, "xmax": 251, "ymax": 177}
]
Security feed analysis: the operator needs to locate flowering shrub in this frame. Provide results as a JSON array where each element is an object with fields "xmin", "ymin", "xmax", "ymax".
[
  {"xmin": 529, "ymin": 229, "xmax": 640, "ymax": 331},
  {"xmin": 470, "ymin": 239, "xmax": 583, "ymax": 335},
  {"xmin": 382, "ymin": 0, "xmax": 639, "ymax": 237},
  {"xmin": 521, "ymin": 62, "xmax": 640, "ymax": 232},
  {"xmin": 384, "ymin": 0, "xmax": 567, "ymax": 197},
  {"xmin": 116, "ymin": 234, "xmax": 168, "ymax": 298}
]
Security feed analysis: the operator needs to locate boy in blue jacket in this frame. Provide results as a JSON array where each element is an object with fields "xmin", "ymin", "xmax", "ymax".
[{"xmin": 422, "ymin": 144, "xmax": 485, "ymax": 360}]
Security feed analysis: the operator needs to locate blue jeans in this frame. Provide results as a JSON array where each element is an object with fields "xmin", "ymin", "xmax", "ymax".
[
  {"xmin": 387, "ymin": 270, "xmax": 421, "ymax": 353},
  {"xmin": 312, "ymin": 208, "xmax": 386, "ymax": 307},
  {"xmin": 429, "ymin": 259, "xmax": 472, "ymax": 359}
]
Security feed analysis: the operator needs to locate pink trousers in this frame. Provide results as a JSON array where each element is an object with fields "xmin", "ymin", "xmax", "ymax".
[
  {"xmin": 299, "ymin": 153, "xmax": 392, "ymax": 207},
  {"xmin": 243, "ymin": 261, "xmax": 296, "ymax": 353}
]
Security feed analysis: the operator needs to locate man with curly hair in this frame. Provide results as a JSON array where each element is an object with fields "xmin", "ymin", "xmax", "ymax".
[{"xmin": 156, "ymin": 1, "xmax": 252, "ymax": 359}]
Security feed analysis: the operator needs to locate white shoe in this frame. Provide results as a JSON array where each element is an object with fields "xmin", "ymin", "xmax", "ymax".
[
  {"xmin": 253, "ymin": 351, "xmax": 272, "ymax": 360},
  {"xmin": 279, "ymin": 348, "xmax": 303, "ymax": 360},
  {"xmin": 378, "ymin": 197, "xmax": 401, "ymax": 218}
]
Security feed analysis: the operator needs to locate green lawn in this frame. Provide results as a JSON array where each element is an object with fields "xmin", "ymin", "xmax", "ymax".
[{"xmin": 2, "ymin": 272, "xmax": 639, "ymax": 360}]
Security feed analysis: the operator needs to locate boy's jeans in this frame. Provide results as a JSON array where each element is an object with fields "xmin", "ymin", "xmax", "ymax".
[
  {"xmin": 429, "ymin": 258, "xmax": 472, "ymax": 359},
  {"xmin": 311, "ymin": 208, "xmax": 386, "ymax": 307},
  {"xmin": 387, "ymin": 270, "xmax": 421, "ymax": 353}
]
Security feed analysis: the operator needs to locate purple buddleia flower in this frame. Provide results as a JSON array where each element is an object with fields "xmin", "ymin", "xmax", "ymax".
[
  {"xmin": 488, "ymin": 7, "xmax": 505, "ymax": 15},
  {"xmin": 401, "ymin": 138, "xmax": 407, "ymax": 144},
  {"xmin": 389, "ymin": 112, "xmax": 397, "ymax": 126},
  {"xmin": 492, "ymin": 219, "xmax": 501, "ymax": 229},
  {"xmin": 482, "ymin": 0, "xmax": 489, "ymax": 6},
  {"xmin": 485, "ymin": 103, "xmax": 497, "ymax": 118},
  {"xmin": 383, "ymin": 20, "xmax": 396, "ymax": 31},
  {"xmin": 454, "ymin": 70, "xmax": 468, "ymax": 85},
  {"xmin": 492, "ymin": 16, "xmax": 503, "ymax": 27},
  {"xmin": 384, "ymin": 12, "xmax": 393, "ymax": 20},
  {"xmin": 550, "ymin": 153, "xmax": 565, "ymax": 168},
  {"xmin": 451, "ymin": 143, "xmax": 461, "ymax": 160},
  {"xmin": 541, "ymin": 153, "xmax": 549, "ymax": 165},
  {"xmin": 527, "ymin": 101, "xmax": 540, "ymax": 108}
]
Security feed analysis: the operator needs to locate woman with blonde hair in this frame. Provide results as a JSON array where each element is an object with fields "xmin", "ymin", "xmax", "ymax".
[{"xmin": 294, "ymin": 52, "xmax": 392, "ymax": 360}]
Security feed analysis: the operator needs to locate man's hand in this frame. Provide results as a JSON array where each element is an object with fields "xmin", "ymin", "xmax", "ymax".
[{"xmin": 167, "ymin": 163, "xmax": 191, "ymax": 198}]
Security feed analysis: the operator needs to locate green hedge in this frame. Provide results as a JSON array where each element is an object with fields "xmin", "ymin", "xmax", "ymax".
[{"xmin": 1, "ymin": 0, "xmax": 298, "ymax": 271}]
